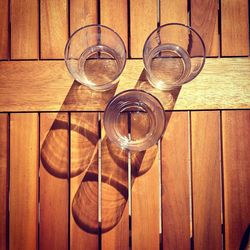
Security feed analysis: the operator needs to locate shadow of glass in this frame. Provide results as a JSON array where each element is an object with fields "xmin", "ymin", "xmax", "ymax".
[{"xmin": 41, "ymin": 80, "xmax": 116, "ymax": 178}]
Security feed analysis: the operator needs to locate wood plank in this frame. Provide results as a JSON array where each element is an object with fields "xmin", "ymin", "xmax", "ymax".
[
  {"xmin": 131, "ymin": 112, "xmax": 159, "ymax": 249},
  {"xmin": 0, "ymin": 0, "xmax": 9, "ymax": 59},
  {"xmin": 160, "ymin": 0, "xmax": 188, "ymax": 24},
  {"xmin": 0, "ymin": 58, "xmax": 250, "ymax": 112},
  {"xmin": 191, "ymin": 0, "xmax": 219, "ymax": 56},
  {"xmin": 222, "ymin": 110, "xmax": 250, "ymax": 250},
  {"xmin": 11, "ymin": 0, "xmax": 39, "ymax": 59},
  {"xmin": 191, "ymin": 111, "xmax": 222, "ymax": 249},
  {"xmin": 221, "ymin": 0, "xmax": 249, "ymax": 56},
  {"xmin": 100, "ymin": 0, "xmax": 128, "ymax": 53},
  {"xmin": 0, "ymin": 114, "xmax": 8, "ymax": 250},
  {"xmin": 40, "ymin": 113, "xmax": 68, "ymax": 250},
  {"xmin": 130, "ymin": 0, "xmax": 157, "ymax": 58},
  {"xmin": 9, "ymin": 113, "xmax": 38, "ymax": 250},
  {"xmin": 40, "ymin": 0, "xmax": 68, "ymax": 59},
  {"xmin": 70, "ymin": 0, "xmax": 97, "ymax": 34},
  {"xmin": 101, "ymin": 113, "xmax": 129, "ymax": 250},
  {"xmin": 70, "ymin": 112, "xmax": 99, "ymax": 250},
  {"xmin": 161, "ymin": 112, "xmax": 190, "ymax": 249}
]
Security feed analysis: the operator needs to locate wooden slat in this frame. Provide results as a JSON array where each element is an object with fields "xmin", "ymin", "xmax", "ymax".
[
  {"xmin": 0, "ymin": 0, "xmax": 9, "ymax": 59},
  {"xmin": 191, "ymin": 111, "xmax": 222, "ymax": 249},
  {"xmin": 101, "ymin": 0, "xmax": 128, "ymax": 52},
  {"xmin": 101, "ymin": 113, "xmax": 129, "ymax": 250},
  {"xmin": 221, "ymin": 0, "xmax": 249, "ymax": 56},
  {"xmin": 0, "ymin": 114, "xmax": 8, "ymax": 250},
  {"xmin": 70, "ymin": 112, "xmax": 98, "ymax": 250},
  {"xmin": 9, "ymin": 113, "xmax": 38, "ymax": 250},
  {"xmin": 160, "ymin": 0, "xmax": 188, "ymax": 24},
  {"xmin": 0, "ymin": 58, "xmax": 249, "ymax": 112},
  {"xmin": 40, "ymin": 0, "xmax": 68, "ymax": 59},
  {"xmin": 70, "ymin": 0, "xmax": 97, "ymax": 34},
  {"xmin": 131, "ymin": 112, "xmax": 159, "ymax": 249},
  {"xmin": 40, "ymin": 113, "xmax": 68, "ymax": 250},
  {"xmin": 11, "ymin": 0, "xmax": 38, "ymax": 59},
  {"xmin": 222, "ymin": 110, "xmax": 250, "ymax": 250},
  {"xmin": 191, "ymin": 0, "xmax": 219, "ymax": 56},
  {"xmin": 130, "ymin": 0, "xmax": 157, "ymax": 58},
  {"xmin": 161, "ymin": 112, "xmax": 190, "ymax": 249}
]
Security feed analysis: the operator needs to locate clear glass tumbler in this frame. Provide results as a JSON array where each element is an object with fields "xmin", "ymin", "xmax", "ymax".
[
  {"xmin": 64, "ymin": 24, "xmax": 126, "ymax": 91},
  {"xmin": 143, "ymin": 23, "xmax": 206, "ymax": 90},
  {"xmin": 104, "ymin": 90, "xmax": 166, "ymax": 151}
]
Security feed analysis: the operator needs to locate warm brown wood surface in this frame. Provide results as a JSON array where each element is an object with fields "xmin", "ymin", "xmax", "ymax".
[
  {"xmin": 101, "ymin": 0, "xmax": 128, "ymax": 53},
  {"xmin": 101, "ymin": 114, "xmax": 129, "ymax": 249},
  {"xmin": 70, "ymin": 112, "xmax": 98, "ymax": 250},
  {"xmin": 131, "ymin": 113, "xmax": 159, "ymax": 250},
  {"xmin": 0, "ymin": 58, "xmax": 249, "ymax": 112},
  {"xmin": 191, "ymin": 0, "xmax": 219, "ymax": 56},
  {"xmin": 222, "ymin": 110, "xmax": 250, "ymax": 250},
  {"xmin": 70, "ymin": 0, "xmax": 97, "ymax": 35},
  {"xmin": 11, "ymin": 0, "xmax": 39, "ymax": 59},
  {"xmin": 40, "ymin": 113, "xmax": 68, "ymax": 250},
  {"xmin": 0, "ymin": 114, "xmax": 8, "ymax": 250},
  {"xmin": 40, "ymin": 0, "xmax": 68, "ymax": 59},
  {"xmin": 0, "ymin": 0, "xmax": 9, "ymax": 59},
  {"xmin": 161, "ymin": 112, "xmax": 190, "ymax": 250},
  {"xmin": 221, "ymin": 0, "xmax": 249, "ymax": 56},
  {"xmin": 160, "ymin": 0, "xmax": 188, "ymax": 24},
  {"xmin": 191, "ymin": 111, "xmax": 222, "ymax": 249},
  {"xmin": 9, "ymin": 114, "xmax": 38, "ymax": 250},
  {"xmin": 130, "ymin": 0, "xmax": 157, "ymax": 58}
]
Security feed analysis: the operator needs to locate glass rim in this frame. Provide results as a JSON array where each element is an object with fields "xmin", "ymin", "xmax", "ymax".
[
  {"xmin": 64, "ymin": 24, "xmax": 127, "ymax": 89},
  {"xmin": 142, "ymin": 22, "xmax": 206, "ymax": 82},
  {"xmin": 104, "ymin": 89, "xmax": 166, "ymax": 151}
]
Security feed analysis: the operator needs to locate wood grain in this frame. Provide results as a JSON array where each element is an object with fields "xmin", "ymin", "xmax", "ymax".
[
  {"xmin": 11, "ymin": 0, "xmax": 38, "ymax": 59},
  {"xmin": 130, "ymin": 0, "xmax": 157, "ymax": 58},
  {"xmin": 0, "ymin": 58, "xmax": 249, "ymax": 111},
  {"xmin": 101, "ymin": 113, "xmax": 129, "ymax": 249},
  {"xmin": 160, "ymin": 0, "xmax": 188, "ymax": 24},
  {"xmin": 101, "ymin": 0, "xmax": 128, "ymax": 53},
  {"xmin": 70, "ymin": 0, "xmax": 97, "ymax": 34},
  {"xmin": 0, "ymin": 0, "xmax": 9, "ymax": 59},
  {"xmin": 222, "ymin": 110, "xmax": 250, "ymax": 250},
  {"xmin": 191, "ymin": 111, "xmax": 222, "ymax": 249},
  {"xmin": 191, "ymin": 0, "xmax": 219, "ymax": 56},
  {"xmin": 0, "ymin": 114, "xmax": 8, "ymax": 250},
  {"xmin": 131, "ymin": 112, "xmax": 159, "ymax": 249},
  {"xmin": 40, "ymin": 0, "xmax": 68, "ymax": 59},
  {"xmin": 70, "ymin": 112, "xmax": 98, "ymax": 250},
  {"xmin": 161, "ymin": 112, "xmax": 190, "ymax": 249},
  {"xmin": 9, "ymin": 113, "xmax": 38, "ymax": 250},
  {"xmin": 40, "ymin": 113, "xmax": 68, "ymax": 250},
  {"xmin": 221, "ymin": 0, "xmax": 249, "ymax": 56}
]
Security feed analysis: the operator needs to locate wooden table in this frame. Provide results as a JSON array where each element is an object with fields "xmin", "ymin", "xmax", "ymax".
[{"xmin": 0, "ymin": 1, "xmax": 249, "ymax": 250}]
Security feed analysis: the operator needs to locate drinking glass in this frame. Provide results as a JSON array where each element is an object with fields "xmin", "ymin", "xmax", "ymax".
[
  {"xmin": 104, "ymin": 90, "xmax": 166, "ymax": 151},
  {"xmin": 64, "ymin": 24, "xmax": 126, "ymax": 91},
  {"xmin": 143, "ymin": 23, "xmax": 206, "ymax": 90}
]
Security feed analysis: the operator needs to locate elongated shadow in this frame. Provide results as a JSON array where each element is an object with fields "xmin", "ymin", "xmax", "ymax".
[{"xmin": 72, "ymin": 72, "xmax": 182, "ymax": 234}]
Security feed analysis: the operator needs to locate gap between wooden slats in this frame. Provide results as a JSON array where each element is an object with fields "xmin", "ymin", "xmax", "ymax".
[{"xmin": 9, "ymin": 113, "xmax": 39, "ymax": 250}]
